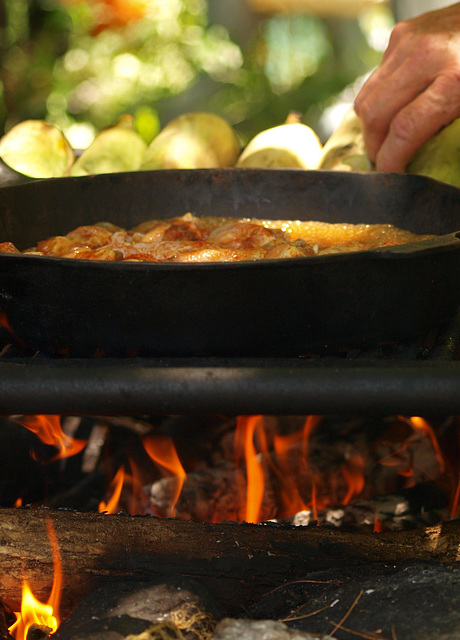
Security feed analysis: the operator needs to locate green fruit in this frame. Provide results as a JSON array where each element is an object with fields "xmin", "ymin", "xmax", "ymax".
[
  {"xmin": 319, "ymin": 109, "xmax": 372, "ymax": 172},
  {"xmin": 406, "ymin": 117, "xmax": 460, "ymax": 187},
  {"xmin": 70, "ymin": 115, "xmax": 147, "ymax": 177},
  {"xmin": 141, "ymin": 112, "xmax": 241, "ymax": 170},
  {"xmin": 236, "ymin": 113, "xmax": 322, "ymax": 170},
  {"xmin": 0, "ymin": 120, "xmax": 74, "ymax": 178}
]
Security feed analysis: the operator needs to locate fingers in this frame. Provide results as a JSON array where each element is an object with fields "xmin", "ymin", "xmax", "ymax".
[
  {"xmin": 354, "ymin": 3, "xmax": 460, "ymax": 173},
  {"xmin": 355, "ymin": 25, "xmax": 448, "ymax": 163},
  {"xmin": 355, "ymin": 57, "xmax": 434, "ymax": 163},
  {"xmin": 373, "ymin": 73, "xmax": 460, "ymax": 172}
]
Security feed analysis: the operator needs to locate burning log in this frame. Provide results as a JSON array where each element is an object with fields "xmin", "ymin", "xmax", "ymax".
[
  {"xmin": 0, "ymin": 598, "xmax": 14, "ymax": 640},
  {"xmin": 0, "ymin": 508, "xmax": 459, "ymax": 620}
]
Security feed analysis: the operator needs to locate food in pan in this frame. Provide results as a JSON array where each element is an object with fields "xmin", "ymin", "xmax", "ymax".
[{"xmin": 0, "ymin": 213, "xmax": 435, "ymax": 263}]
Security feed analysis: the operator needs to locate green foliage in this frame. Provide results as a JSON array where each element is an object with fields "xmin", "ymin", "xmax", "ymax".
[{"xmin": 0, "ymin": 0, "xmax": 391, "ymax": 148}]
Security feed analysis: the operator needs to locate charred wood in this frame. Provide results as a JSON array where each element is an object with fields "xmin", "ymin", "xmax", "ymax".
[
  {"xmin": 0, "ymin": 598, "xmax": 14, "ymax": 640},
  {"xmin": 0, "ymin": 509, "xmax": 459, "ymax": 619}
]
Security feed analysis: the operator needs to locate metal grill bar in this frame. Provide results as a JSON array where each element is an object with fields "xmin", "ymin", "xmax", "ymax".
[
  {"xmin": 0, "ymin": 357, "xmax": 459, "ymax": 416},
  {"xmin": 1, "ymin": 309, "xmax": 458, "ymax": 417}
]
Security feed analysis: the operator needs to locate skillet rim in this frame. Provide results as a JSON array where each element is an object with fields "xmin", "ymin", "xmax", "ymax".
[{"xmin": 1, "ymin": 167, "xmax": 460, "ymax": 268}]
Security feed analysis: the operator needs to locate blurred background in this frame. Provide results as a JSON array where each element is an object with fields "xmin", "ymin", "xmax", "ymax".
[{"xmin": 0, "ymin": 0, "xmax": 453, "ymax": 149}]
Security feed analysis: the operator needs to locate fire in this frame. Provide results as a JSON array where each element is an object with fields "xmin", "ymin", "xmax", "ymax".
[
  {"xmin": 406, "ymin": 416, "xmax": 445, "ymax": 473},
  {"xmin": 233, "ymin": 415, "xmax": 369, "ymax": 523},
  {"xmin": 15, "ymin": 415, "xmax": 87, "ymax": 461},
  {"xmin": 235, "ymin": 416, "xmax": 266, "ymax": 523},
  {"xmin": 9, "ymin": 520, "xmax": 62, "ymax": 640},
  {"xmin": 0, "ymin": 310, "xmax": 25, "ymax": 349},
  {"xmin": 273, "ymin": 430, "xmax": 308, "ymax": 517},
  {"xmin": 373, "ymin": 510, "xmax": 383, "ymax": 533},
  {"xmin": 451, "ymin": 476, "xmax": 460, "ymax": 518},
  {"xmin": 142, "ymin": 434, "xmax": 186, "ymax": 517},
  {"xmin": 99, "ymin": 465, "xmax": 125, "ymax": 513},
  {"xmin": 340, "ymin": 453, "xmax": 366, "ymax": 505},
  {"xmin": 0, "ymin": 311, "xmax": 13, "ymax": 332},
  {"xmin": 378, "ymin": 415, "xmax": 446, "ymax": 487},
  {"xmin": 6, "ymin": 412, "xmax": 457, "ymax": 527}
]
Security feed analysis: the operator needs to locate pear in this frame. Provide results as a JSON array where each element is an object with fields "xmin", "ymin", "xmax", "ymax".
[
  {"xmin": 236, "ymin": 113, "xmax": 322, "ymax": 170},
  {"xmin": 319, "ymin": 108, "xmax": 372, "ymax": 172},
  {"xmin": 406, "ymin": 117, "xmax": 460, "ymax": 187},
  {"xmin": 141, "ymin": 112, "xmax": 241, "ymax": 170},
  {"xmin": 0, "ymin": 120, "xmax": 74, "ymax": 178},
  {"xmin": 70, "ymin": 115, "xmax": 147, "ymax": 177}
]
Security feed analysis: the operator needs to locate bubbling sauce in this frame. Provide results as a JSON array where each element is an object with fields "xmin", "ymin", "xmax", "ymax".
[{"xmin": 0, "ymin": 213, "xmax": 435, "ymax": 262}]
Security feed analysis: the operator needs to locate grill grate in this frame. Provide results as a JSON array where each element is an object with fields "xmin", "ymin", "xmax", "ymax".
[{"xmin": 0, "ymin": 310, "xmax": 459, "ymax": 417}]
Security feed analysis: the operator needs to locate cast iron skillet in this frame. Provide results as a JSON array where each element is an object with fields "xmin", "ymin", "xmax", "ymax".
[{"xmin": 0, "ymin": 168, "xmax": 459, "ymax": 357}]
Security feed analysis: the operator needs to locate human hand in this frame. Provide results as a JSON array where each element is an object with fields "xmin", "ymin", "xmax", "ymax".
[{"xmin": 354, "ymin": 3, "xmax": 460, "ymax": 172}]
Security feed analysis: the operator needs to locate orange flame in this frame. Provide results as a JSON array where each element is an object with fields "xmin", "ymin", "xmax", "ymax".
[
  {"xmin": 142, "ymin": 434, "xmax": 186, "ymax": 517},
  {"xmin": 126, "ymin": 458, "xmax": 144, "ymax": 515},
  {"xmin": 310, "ymin": 478, "xmax": 318, "ymax": 522},
  {"xmin": 373, "ymin": 510, "xmax": 383, "ymax": 533},
  {"xmin": 9, "ymin": 519, "xmax": 62, "ymax": 640},
  {"xmin": 0, "ymin": 310, "xmax": 25, "ymax": 347},
  {"xmin": 0, "ymin": 311, "xmax": 13, "ymax": 332},
  {"xmin": 340, "ymin": 453, "xmax": 365, "ymax": 505},
  {"xmin": 450, "ymin": 476, "xmax": 460, "ymax": 519},
  {"xmin": 235, "ymin": 416, "xmax": 266, "ymax": 523},
  {"xmin": 16, "ymin": 415, "xmax": 87, "ymax": 461},
  {"xmin": 378, "ymin": 416, "xmax": 445, "ymax": 485},
  {"xmin": 99, "ymin": 466, "xmax": 125, "ymax": 513},
  {"xmin": 272, "ymin": 430, "xmax": 308, "ymax": 517},
  {"xmin": 407, "ymin": 416, "xmax": 445, "ymax": 473}
]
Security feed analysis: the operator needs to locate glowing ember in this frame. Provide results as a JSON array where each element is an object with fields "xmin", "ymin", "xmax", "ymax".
[
  {"xmin": 9, "ymin": 520, "xmax": 62, "ymax": 640},
  {"xmin": 0, "ymin": 311, "xmax": 13, "ymax": 332}
]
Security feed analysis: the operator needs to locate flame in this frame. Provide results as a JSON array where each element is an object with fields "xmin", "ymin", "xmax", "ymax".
[
  {"xmin": 142, "ymin": 434, "xmax": 186, "ymax": 517},
  {"xmin": 99, "ymin": 466, "xmax": 125, "ymax": 513},
  {"xmin": 9, "ymin": 519, "xmax": 62, "ymax": 640},
  {"xmin": 126, "ymin": 458, "xmax": 144, "ymax": 515},
  {"xmin": 272, "ymin": 431, "xmax": 308, "ymax": 517},
  {"xmin": 450, "ymin": 476, "xmax": 460, "ymax": 519},
  {"xmin": 0, "ymin": 310, "xmax": 25, "ymax": 347},
  {"xmin": 16, "ymin": 415, "xmax": 87, "ymax": 461},
  {"xmin": 378, "ymin": 416, "xmax": 445, "ymax": 485},
  {"xmin": 310, "ymin": 478, "xmax": 318, "ymax": 522},
  {"xmin": 340, "ymin": 453, "xmax": 365, "ymax": 505},
  {"xmin": 234, "ymin": 416, "xmax": 266, "ymax": 523},
  {"xmin": 407, "ymin": 416, "xmax": 445, "ymax": 474},
  {"xmin": 373, "ymin": 510, "xmax": 383, "ymax": 533},
  {"xmin": 0, "ymin": 311, "xmax": 13, "ymax": 332},
  {"xmin": 301, "ymin": 415, "xmax": 322, "ymax": 459},
  {"xmin": 234, "ymin": 414, "xmax": 367, "ymax": 523}
]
